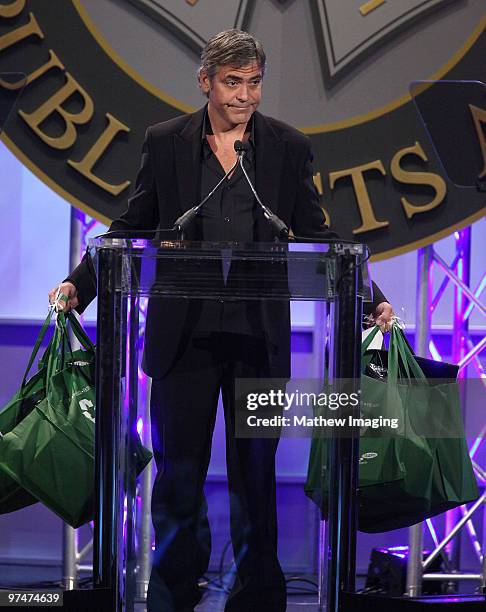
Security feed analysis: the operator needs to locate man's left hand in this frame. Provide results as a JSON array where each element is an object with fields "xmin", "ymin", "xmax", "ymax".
[{"xmin": 370, "ymin": 301, "xmax": 395, "ymax": 333}]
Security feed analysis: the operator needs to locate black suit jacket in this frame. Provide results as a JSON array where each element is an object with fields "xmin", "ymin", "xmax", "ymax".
[{"xmin": 69, "ymin": 106, "xmax": 385, "ymax": 379}]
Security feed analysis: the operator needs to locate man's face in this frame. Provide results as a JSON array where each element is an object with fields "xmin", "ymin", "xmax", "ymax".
[{"xmin": 201, "ymin": 61, "xmax": 263, "ymax": 127}]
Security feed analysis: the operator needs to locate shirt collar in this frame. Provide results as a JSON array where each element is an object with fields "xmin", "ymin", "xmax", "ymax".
[{"xmin": 201, "ymin": 108, "xmax": 255, "ymax": 159}]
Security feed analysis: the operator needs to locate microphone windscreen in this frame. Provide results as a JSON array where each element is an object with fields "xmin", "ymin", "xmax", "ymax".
[{"xmin": 234, "ymin": 140, "xmax": 250, "ymax": 153}]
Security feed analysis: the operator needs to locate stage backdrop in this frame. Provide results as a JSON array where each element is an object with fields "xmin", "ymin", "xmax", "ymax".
[{"xmin": 0, "ymin": 0, "xmax": 485, "ymax": 260}]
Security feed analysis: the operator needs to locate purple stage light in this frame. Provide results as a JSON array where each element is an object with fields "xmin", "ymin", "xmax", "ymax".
[
  {"xmin": 460, "ymin": 504, "xmax": 483, "ymax": 563},
  {"xmin": 429, "ymin": 339, "xmax": 443, "ymax": 362},
  {"xmin": 469, "ymin": 435, "xmax": 484, "ymax": 461},
  {"xmin": 384, "ymin": 545, "xmax": 408, "ymax": 559},
  {"xmin": 456, "ymin": 257, "xmax": 464, "ymax": 319},
  {"xmin": 426, "ymin": 518, "xmax": 440, "ymax": 549},
  {"xmin": 365, "ymin": 547, "xmax": 445, "ymax": 596},
  {"xmin": 463, "ymin": 273, "xmax": 486, "ymax": 321},
  {"xmin": 122, "ymin": 495, "xmax": 128, "ymax": 543},
  {"xmin": 458, "ymin": 336, "xmax": 486, "ymax": 372}
]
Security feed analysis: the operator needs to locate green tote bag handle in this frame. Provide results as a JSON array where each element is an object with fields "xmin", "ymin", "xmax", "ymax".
[
  {"xmin": 45, "ymin": 313, "xmax": 96, "ymax": 393},
  {"xmin": 45, "ymin": 313, "xmax": 67, "ymax": 386},
  {"xmin": 361, "ymin": 323, "xmax": 427, "ymax": 382},
  {"xmin": 390, "ymin": 324, "xmax": 427, "ymax": 382},
  {"xmin": 21, "ymin": 309, "xmax": 56, "ymax": 387},
  {"xmin": 66, "ymin": 313, "xmax": 95, "ymax": 352}
]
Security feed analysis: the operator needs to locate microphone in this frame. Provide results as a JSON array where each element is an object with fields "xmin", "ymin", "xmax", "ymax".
[
  {"xmin": 173, "ymin": 154, "xmax": 240, "ymax": 237},
  {"xmin": 233, "ymin": 140, "xmax": 289, "ymax": 241},
  {"xmin": 234, "ymin": 140, "xmax": 250, "ymax": 155}
]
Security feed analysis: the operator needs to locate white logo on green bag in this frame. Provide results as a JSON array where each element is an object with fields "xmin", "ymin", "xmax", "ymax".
[
  {"xmin": 72, "ymin": 385, "xmax": 91, "ymax": 398},
  {"xmin": 359, "ymin": 452, "xmax": 378, "ymax": 464},
  {"xmin": 79, "ymin": 399, "xmax": 95, "ymax": 423}
]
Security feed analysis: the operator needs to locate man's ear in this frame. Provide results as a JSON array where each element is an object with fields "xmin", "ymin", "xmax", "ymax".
[{"xmin": 199, "ymin": 70, "xmax": 210, "ymax": 94}]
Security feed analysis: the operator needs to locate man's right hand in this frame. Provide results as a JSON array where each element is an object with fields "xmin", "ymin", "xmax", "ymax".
[{"xmin": 48, "ymin": 282, "xmax": 79, "ymax": 313}]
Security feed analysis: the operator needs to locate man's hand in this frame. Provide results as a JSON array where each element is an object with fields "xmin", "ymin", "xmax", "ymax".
[
  {"xmin": 369, "ymin": 301, "xmax": 394, "ymax": 333},
  {"xmin": 48, "ymin": 282, "xmax": 79, "ymax": 313}
]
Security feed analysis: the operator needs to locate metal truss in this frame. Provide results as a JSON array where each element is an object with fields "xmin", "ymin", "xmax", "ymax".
[{"xmin": 407, "ymin": 226, "xmax": 486, "ymax": 597}]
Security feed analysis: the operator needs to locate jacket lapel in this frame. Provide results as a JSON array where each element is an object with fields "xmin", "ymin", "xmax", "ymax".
[
  {"xmin": 174, "ymin": 106, "xmax": 206, "ymax": 215},
  {"xmin": 254, "ymin": 111, "xmax": 285, "ymax": 214},
  {"xmin": 254, "ymin": 112, "xmax": 285, "ymax": 241}
]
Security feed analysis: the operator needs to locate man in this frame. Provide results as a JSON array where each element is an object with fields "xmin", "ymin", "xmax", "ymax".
[{"xmin": 50, "ymin": 30, "xmax": 393, "ymax": 612}]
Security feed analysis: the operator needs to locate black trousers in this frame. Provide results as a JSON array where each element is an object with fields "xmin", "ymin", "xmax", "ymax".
[{"xmin": 146, "ymin": 331, "xmax": 286, "ymax": 612}]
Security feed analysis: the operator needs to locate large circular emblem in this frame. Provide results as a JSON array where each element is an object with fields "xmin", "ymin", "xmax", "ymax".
[{"xmin": 0, "ymin": 1, "xmax": 484, "ymax": 259}]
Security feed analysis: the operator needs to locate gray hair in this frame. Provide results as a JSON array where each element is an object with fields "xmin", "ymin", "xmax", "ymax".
[{"xmin": 198, "ymin": 29, "xmax": 266, "ymax": 92}]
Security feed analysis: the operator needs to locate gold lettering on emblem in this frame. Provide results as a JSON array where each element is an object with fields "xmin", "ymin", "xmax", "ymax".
[
  {"xmin": 19, "ymin": 72, "xmax": 94, "ymax": 149},
  {"xmin": 68, "ymin": 113, "xmax": 131, "ymax": 196},
  {"xmin": 329, "ymin": 160, "xmax": 389, "ymax": 234},
  {"xmin": 390, "ymin": 141, "xmax": 446, "ymax": 219},
  {"xmin": 359, "ymin": 0, "xmax": 386, "ymax": 17},
  {"xmin": 0, "ymin": 75, "xmax": 24, "ymax": 89},
  {"xmin": 0, "ymin": 0, "xmax": 25, "ymax": 19},
  {"xmin": 0, "ymin": 50, "xmax": 64, "ymax": 89},
  {"xmin": 313, "ymin": 172, "xmax": 323, "ymax": 195},
  {"xmin": 469, "ymin": 104, "xmax": 486, "ymax": 179},
  {"xmin": 0, "ymin": 12, "xmax": 62, "ymax": 91},
  {"xmin": 0, "ymin": 12, "xmax": 43, "ymax": 51}
]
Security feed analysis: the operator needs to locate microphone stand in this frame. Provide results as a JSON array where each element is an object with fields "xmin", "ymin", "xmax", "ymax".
[
  {"xmin": 234, "ymin": 141, "xmax": 289, "ymax": 241},
  {"xmin": 173, "ymin": 137, "xmax": 290, "ymax": 242},
  {"xmin": 173, "ymin": 157, "xmax": 240, "ymax": 239}
]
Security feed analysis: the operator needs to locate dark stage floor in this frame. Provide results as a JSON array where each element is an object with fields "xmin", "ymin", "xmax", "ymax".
[
  {"xmin": 0, "ymin": 563, "xmax": 321, "ymax": 610},
  {"xmin": 1, "ymin": 563, "xmax": 483, "ymax": 611},
  {"xmin": 134, "ymin": 572, "xmax": 321, "ymax": 610}
]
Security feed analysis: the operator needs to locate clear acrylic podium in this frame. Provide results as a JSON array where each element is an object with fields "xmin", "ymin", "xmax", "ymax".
[{"xmin": 89, "ymin": 236, "xmax": 372, "ymax": 612}]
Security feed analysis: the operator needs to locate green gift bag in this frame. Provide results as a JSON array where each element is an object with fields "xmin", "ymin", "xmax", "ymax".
[
  {"xmin": 305, "ymin": 324, "xmax": 479, "ymax": 533},
  {"xmin": 0, "ymin": 310, "xmax": 59, "ymax": 514},
  {"xmin": 0, "ymin": 312, "xmax": 152, "ymax": 527},
  {"xmin": 379, "ymin": 326, "xmax": 479, "ymax": 526}
]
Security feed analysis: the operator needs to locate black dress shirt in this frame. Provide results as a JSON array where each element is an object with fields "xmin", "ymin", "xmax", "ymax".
[{"xmin": 194, "ymin": 112, "xmax": 263, "ymax": 335}]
